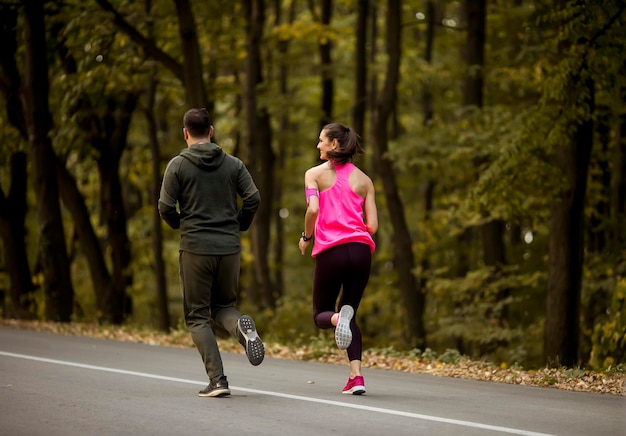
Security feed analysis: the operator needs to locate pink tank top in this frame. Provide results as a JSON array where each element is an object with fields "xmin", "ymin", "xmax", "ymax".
[{"xmin": 311, "ymin": 162, "xmax": 376, "ymax": 257}]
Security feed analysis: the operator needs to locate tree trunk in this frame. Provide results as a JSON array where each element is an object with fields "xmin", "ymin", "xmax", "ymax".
[
  {"xmin": 174, "ymin": 0, "xmax": 209, "ymax": 108},
  {"xmin": 463, "ymin": 1, "xmax": 509, "ymax": 348},
  {"xmin": 0, "ymin": 152, "xmax": 36, "ymax": 319},
  {"xmin": 352, "ymin": 0, "xmax": 368, "ymax": 137},
  {"xmin": 464, "ymin": 0, "xmax": 507, "ymax": 271},
  {"xmin": 367, "ymin": 1, "xmax": 379, "ymax": 178},
  {"xmin": 48, "ymin": 19, "xmax": 135, "ymax": 324},
  {"xmin": 242, "ymin": 0, "xmax": 276, "ymax": 309},
  {"xmin": 146, "ymin": 78, "xmax": 171, "ymax": 332},
  {"xmin": 545, "ymin": 76, "xmax": 594, "ymax": 368},
  {"xmin": 144, "ymin": 0, "xmax": 170, "ymax": 331},
  {"xmin": 270, "ymin": 0, "xmax": 297, "ymax": 300},
  {"xmin": 422, "ymin": 1, "xmax": 435, "ymax": 123},
  {"xmin": 250, "ymin": 110, "xmax": 275, "ymax": 309},
  {"xmin": 22, "ymin": 0, "xmax": 74, "ymax": 321},
  {"xmin": 55, "ymin": 157, "xmax": 114, "ymax": 318},
  {"xmin": 0, "ymin": 4, "xmax": 35, "ymax": 319},
  {"xmin": 94, "ymin": 95, "xmax": 138, "ymax": 324},
  {"xmin": 588, "ymin": 106, "xmax": 611, "ymax": 253},
  {"xmin": 0, "ymin": 5, "xmax": 26, "ymax": 138},
  {"xmin": 95, "ymin": 0, "xmax": 211, "ymax": 111},
  {"xmin": 614, "ymin": 105, "xmax": 626, "ymax": 249},
  {"xmin": 416, "ymin": 1, "xmax": 437, "ymax": 342},
  {"xmin": 94, "ymin": 0, "xmax": 184, "ymax": 81},
  {"xmin": 319, "ymin": 0, "xmax": 333, "ymax": 128},
  {"xmin": 462, "ymin": 0, "xmax": 484, "ymax": 108},
  {"xmin": 371, "ymin": 0, "xmax": 426, "ymax": 349},
  {"xmin": 544, "ymin": 0, "xmax": 597, "ymax": 367}
]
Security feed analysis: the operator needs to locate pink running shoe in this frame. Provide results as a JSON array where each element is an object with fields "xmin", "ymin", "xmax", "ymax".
[
  {"xmin": 342, "ymin": 375, "xmax": 366, "ymax": 395},
  {"xmin": 335, "ymin": 305, "xmax": 354, "ymax": 350}
]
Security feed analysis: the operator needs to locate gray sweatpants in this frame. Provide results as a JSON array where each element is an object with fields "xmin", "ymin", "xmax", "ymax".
[{"xmin": 179, "ymin": 251, "xmax": 242, "ymax": 382}]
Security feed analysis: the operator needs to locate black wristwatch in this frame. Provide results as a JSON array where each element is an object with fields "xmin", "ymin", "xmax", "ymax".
[{"xmin": 301, "ymin": 231, "xmax": 312, "ymax": 242}]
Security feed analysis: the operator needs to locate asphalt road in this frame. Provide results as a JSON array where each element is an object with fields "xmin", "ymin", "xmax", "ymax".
[{"xmin": 1, "ymin": 326, "xmax": 624, "ymax": 436}]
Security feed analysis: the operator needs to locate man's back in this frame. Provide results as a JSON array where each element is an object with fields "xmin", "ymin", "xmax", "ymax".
[{"xmin": 158, "ymin": 142, "xmax": 260, "ymax": 255}]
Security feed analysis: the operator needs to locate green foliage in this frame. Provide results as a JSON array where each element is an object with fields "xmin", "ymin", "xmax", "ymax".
[
  {"xmin": 365, "ymin": 345, "xmax": 467, "ymax": 365},
  {"xmin": 588, "ymin": 271, "xmax": 626, "ymax": 369},
  {"xmin": 2, "ymin": 0, "xmax": 626, "ymax": 371},
  {"xmin": 427, "ymin": 265, "xmax": 547, "ymax": 365},
  {"xmin": 439, "ymin": 348, "xmax": 464, "ymax": 364}
]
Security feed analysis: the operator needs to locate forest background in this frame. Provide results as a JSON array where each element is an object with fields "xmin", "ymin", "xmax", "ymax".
[{"xmin": 0, "ymin": 0, "xmax": 625, "ymax": 372}]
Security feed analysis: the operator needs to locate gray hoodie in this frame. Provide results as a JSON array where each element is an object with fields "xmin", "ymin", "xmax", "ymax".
[{"xmin": 158, "ymin": 142, "xmax": 260, "ymax": 255}]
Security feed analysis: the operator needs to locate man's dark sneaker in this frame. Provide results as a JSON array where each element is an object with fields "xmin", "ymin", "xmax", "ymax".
[
  {"xmin": 198, "ymin": 375, "xmax": 230, "ymax": 397},
  {"xmin": 237, "ymin": 315, "xmax": 265, "ymax": 366}
]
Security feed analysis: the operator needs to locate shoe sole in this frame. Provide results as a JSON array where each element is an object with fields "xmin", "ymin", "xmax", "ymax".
[
  {"xmin": 238, "ymin": 315, "xmax": 265, "ymax": 366},
  {"xmin": 198, "ymin": 388, "xmax": 231, "ymax": 397},
  {"xmin": 342, "ymin": 386, "xmax": 366, "ymax": 395},
  {"xmin": 335, "ymin": 305, "xmax": 354, "ymax": 350}
]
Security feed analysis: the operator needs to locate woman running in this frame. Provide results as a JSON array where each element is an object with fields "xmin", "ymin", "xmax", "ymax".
[{"xmin": 298, "ymin": 122, "xmax": 378, "ymax": 395}]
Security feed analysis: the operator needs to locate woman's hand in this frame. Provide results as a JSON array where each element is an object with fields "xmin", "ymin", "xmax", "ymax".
[{"xmin": 299, "ymin": 237, "xmax": 310, "ymax": 255}]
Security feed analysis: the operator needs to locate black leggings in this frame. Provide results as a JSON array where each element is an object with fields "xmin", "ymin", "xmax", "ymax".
[{"xmin": 312, "ymin": 242, "xmax": 371, "ymax": 361}]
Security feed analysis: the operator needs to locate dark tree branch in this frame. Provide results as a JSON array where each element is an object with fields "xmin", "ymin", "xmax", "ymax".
[{"xmin": 94, "ymin": 0, "xmax": 184, "ymax": 81}]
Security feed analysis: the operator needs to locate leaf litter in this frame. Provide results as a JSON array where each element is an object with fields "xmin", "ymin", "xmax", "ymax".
[{"xmin": 2, "ymin": 319, "xmax": 623, "ymax": 396}]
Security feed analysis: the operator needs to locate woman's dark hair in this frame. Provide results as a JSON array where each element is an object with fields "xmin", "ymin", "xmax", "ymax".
[
  {"xmin": 322, "ymin": 123, "xmax": 363, "ymax": 164},
  {"xmin": 183, "ymin": 108, "xmax": 212, "ymax": 138}
]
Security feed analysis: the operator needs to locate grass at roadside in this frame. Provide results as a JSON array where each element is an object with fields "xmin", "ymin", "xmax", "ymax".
[{"xmin": 1, "ymin": 318, "xmax": 624, "ymax": 396}]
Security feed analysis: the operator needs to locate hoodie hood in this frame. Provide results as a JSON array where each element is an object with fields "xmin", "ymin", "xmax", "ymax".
[{"xmin": 180, "ymin": 142, "xmax": 226, "ymax": 171}]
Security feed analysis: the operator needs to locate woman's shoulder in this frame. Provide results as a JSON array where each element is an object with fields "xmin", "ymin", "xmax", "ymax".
[
  {"xmin": 349, "ymin": 164, "xmax": 372, "ymax": 180},
  {"xmin": 306, "ymin": 161, "xmax": 330, "ymax": 175},
  {"xmin": 348, "ymin": 165, "xmax": 374, "ymax": 195}
]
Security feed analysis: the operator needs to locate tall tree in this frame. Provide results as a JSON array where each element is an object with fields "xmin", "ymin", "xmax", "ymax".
[
  {"xmin": 22, "ymin": 0, "xmax": 74, "ymax": 321},
  {"xmin": 95, "ymin": 95, "xmax": 139, "ymax": 324},
  {"xmin": 544, "ymin": 0, "xmax": 600, "ymax": 367},
  {"xmin": 146, "ymin": 77, "xmax": 171, "ymax": 331},
  {"xmin": 352, "ymin": 0, "xmax": 368, "ymax": 137},
  {"xmin": 545, "ymin": 80, "xmax": 592, "ymax": 367},
  {"xmin": 242, "ymin": 0, "xmax": 276, "ymax": 309},
  {"xmin": 95, "ymin": 0, "xmax": 210, "ymax": 109},
  {"xmin": 367, "ymin": 1, "xmax": 379, "ymax": 178},
  {"xmin": 416, "ymin": 0, "xmax": 436, "ymax": 339},
  {"xmin": 2, "ymin": 3, "xmax": 114, "ymax": 322},
  {"xmin": 319, "ymin": 0, "xmax": 333, "ymax": 127},
  {"xmin": 270, "ymin": 0, "xmax": 297, "ymax": 301},
  {"xmin": 0, "ymin": 3, "xmax": 25, "ymax": 137},
  {"xmin": 615, "ymin": 89, "xmax": 626, "ymax": 250},
  {"xmin": 464, "ymin": 0, "xmax": 507, "ymax": 273},
  {"xmin": 55, "ymin": 157, "xmax": 115, "ymax": 321},
  {"xmin": 370, "ymin": 0, "xmax": 426, "ymax": 348},
  {"xmin": 463, "ymin": 0, "xmax": 509, "ymax": 353},
  {"xmin": 0, "ymin": 152, "xmax": 35, "ymax": 319},
  {"xmin": 174, "ymin": 0, "xmax": 209, "ymax": 108},
  {"xmin": 48, "ymin": 9, "xmax": 136, "ymax": 324},
  {"xmin": 94, "ymin": 0, "xmax": 183, "ymax": 79},
  {"xmin": 53, "ymin": 6, "xmax": 138, "ymax": 323},
  {"xmin": 0, "ymin": 5, "xmax": 35, "ymax": 319},
  {"xmin": 145, "ymin": 0, "xmax": 170, "ymax": 332}
]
